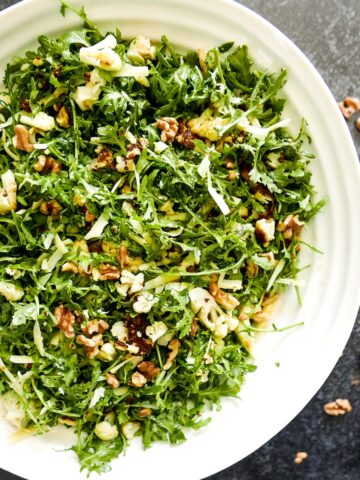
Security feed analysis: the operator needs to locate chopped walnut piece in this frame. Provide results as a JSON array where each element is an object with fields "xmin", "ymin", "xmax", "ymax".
[
  {"xmin": 155, "ymin": 117, "xmax": 179, "ymax": 142},
  {"xmin": 58, "ymin": 417, "xmax": 77, "ymax": 427},
  {"xmin": 203, "ymin": 353, "xmax": 213, "ymax": 365},
  {"xmin": 225, "ymin": 161, "xmax": 235, "ymax": 170},
  {"xmin": 84, "ymin": 207, "xmax": 95, "ymax": 223},
  {"xmin": 137, "ymin": 361, "xmax": 160, "ymax": 380},
  {"xmin": 99, "ymin": 264, "xmax": 121, "ymax": 281},
  {"xmin": 116, "ymin": 246, "xmax": 143, "ymax": 272},
  {"xmin": 117, "ymin": 245, "xmax": 130, "ymax": 269},
  {"xmin": 355, "ymin": 117, "xmax": 360, "ymax": 132},
  {"xmin": 61, "ymin": 262, "xmax": 79, "ymax": 274},
  {"xmin": 294, "ymin": 451, "xmax": 308, "ymax": 464},
  {"xmin": 76, "ymin": 333, "xmax": 103, "ymax": 358},
  {"xmin": 253, "ymin": 185, "xmax": 275, "ymax": 219},
  {"xmin": 209, "ymin": 283, "xmax": 240, "ymax": 310},
  {"xmin": 246, "ymin": 260, "xmax": 259, "ymax": 279},
  {"xmin": 105, "ymin": 372, "xmax": 120, "ymax": 389},
  {"xmin": 131, "ymin": 371, "xmax": 147, "ymax": 388},
  {"xmin": 175, "ymin": 120, "xmax": 197, "ymax": 149},
  {"xmin": 324, "ymin": 398, "xmax": 352, "ymax": 416},
  {"xmin": 14, "ymin": 124, "xmax": 34, "ymax": 152},
  {"xmin": 56, "ymin": 106, "xmax": 71, "ymax": 128},
  {"xmin": 33, "ymin": 57, "xmax": 43, "ymax": 67},
  {"xmin": 190, "ymin": 317, "xmax": 198, "ymax": 336},
  {"xmin": 34, "ymin": 155, "xmax": 62, "ymax": 174},
  {"xmin": 338, "ymin": 96, "xmax": 360, "ymax": 119},
  {"xmin": 197, "ymin": 48, "xmax": 208, "ymax": 75},
  {"xmin": 163, "ymin": 339, "xmax": 180, "ymax": 371},
  {"xmin": 39, "ymin": 199, "xmax": 62, "ymax": 216},
  {"xmin": 251, "ymin": 294, "xmax": 278, "ymax": 323},
  {"xmin": 76, "ymin": 334, "xmax": 96, "ymax": 348},
  {"xmin": 277, "ymin": 214, "xmax": 304, "ymax": 240},
  {"xmin": 227, "ymin": 171, "xmax": 238, "ymax": 181},
  {"xmin": 81, "ymin": 319, "xmax": 109, "ymax": 335},
  {"xmin": 54, "ymin": 305, "xmax": 76, "ymax": 338},
  {"xmin": 53, "ymin": 65, "xmax": 62, "ymax": 79},
  {"xmin": 138, "ymin": 137, "xmax": 149, "ymax": 150},
  {"xmin": 20, "ymin": 99, "xmax": 31, "ymax": 113},
  {"xmin": 238, "ymin": 311, "xmax": 249, "ymax": 321},
  {"xmin": 138, "ymin": 408, "xmax": 152, "ymax": 417}
]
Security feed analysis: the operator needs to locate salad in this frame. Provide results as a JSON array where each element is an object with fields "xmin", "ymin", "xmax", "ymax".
[{"xmin": 0, "ymin": 2, "xmax": 324, "ymax": 474}]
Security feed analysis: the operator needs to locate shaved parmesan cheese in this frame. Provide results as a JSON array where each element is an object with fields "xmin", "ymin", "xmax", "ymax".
[
  {"xmin": 20, "ymin": 112, "xmax": 55, "ymax": 132},
  {"xmin": 89, "ymin": 386, "xmax": 105, "ymax": 408},
  {"xmin": 218, "ymin": 279, "xmax": 243, "ymax": 291},
  {"xmin": 9, "ymin": 355, "xmax": 34, "ymax": 364},
  {"xmin": 84, "ymin": 211, "xmax": 109, "ymax": 240},
  {"xmin": 197, "ymin": 155, "xmax": 210, "ymax": 178},
  {"xmin": 113, "ymin": 64, "xmax": 149, "ymax": 78},
  {"xmin": 33, "ymin": 320, "xmax": 45, "ymax": 356},
  {"xmin": 41, "ymin": 248, "xmax": 64, "ymax": 272},
  {"xmin": 43, "ymin": 232, "xmax": 54, "ymax": 250},
  {"xmin": 197, "ymin": 155, "xmax": 230, "ymax": 215},
  {"xmin": 207, "ymin": 171, "xmax": 230, "ymax": 215},
  {"xmin": 54, "ymin": 234, "xmax": 68, "ymax": 255},
  {"xmin": 266, "ymin": 258, "xmax": 285, "ymax": 291},
  {"xmin": 143, "ymin": 273, "xmax": 180, "ymax": 290}
]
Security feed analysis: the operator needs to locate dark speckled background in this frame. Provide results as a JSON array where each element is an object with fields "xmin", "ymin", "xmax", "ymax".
[{"xmin": 0, "ymin": 1, "xmax": 359, "ymax": 479}]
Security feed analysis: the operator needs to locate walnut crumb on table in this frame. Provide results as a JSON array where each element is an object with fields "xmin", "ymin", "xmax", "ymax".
[
  {"xmin": 338, "ymin": 96, "xmax": 360, "ymax": 119},
  {"xmin": 294, "ymin": 451, "xmax": 308, "ymax": 464},
  {"xmin": 323, "ymin": 398, "xmax": 352, "ymax": 416},
  {"xmin": 355, "ymin": 117, "xmax": 360, "ymax": 132}
]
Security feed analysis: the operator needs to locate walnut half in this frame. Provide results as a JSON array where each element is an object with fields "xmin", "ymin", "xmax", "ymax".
[
  {"xmin": 39, "ymin": 199, "xmax": 62, "ymax": 217},
  {"xmin": 323, "ymin": 398, "xmax": 352, "ymax": 416},
  {"xmin": 99, "ymin": 264, "xmax": 121, "ymax": 280},
  {"xmin": 163, "ymin": 339, "xmax": 180, "ymax": 370},
  {"xmin": 155, "ymin": 117, "xmax": 179, "ymax": 142},
  {"xmin": 137, "ymin": 361, "xmax": 160, "ymax": 380},
  {"xmin": 14, "ymin": 124, "xmax": 34, "ymax": 152},
  {"xmin": 34, "ymin": 155, "xmax": 62, "ymax": 174},
  {"xmin": 54, "ymin": 305, "xmax": 76, "ymax": 338},
  {"xmin": 294, "ymin": 451, "xmax": 308, "ymax": 464}
]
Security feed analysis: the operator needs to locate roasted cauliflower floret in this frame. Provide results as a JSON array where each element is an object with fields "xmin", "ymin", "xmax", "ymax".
[
  {"xmin": 127, "ymin": 35, "xmax": 156, "ymax": 64},
  {"xmin": 189, "ymin": 287, "xmax": 239, "ymax": 340},
  {"xmin": 0, "ymin": 170, "xmax": 17, "ymax": 215},
  {"xmin": 188, "ymin": 108, "xmax": 229, "ymax": 141}
]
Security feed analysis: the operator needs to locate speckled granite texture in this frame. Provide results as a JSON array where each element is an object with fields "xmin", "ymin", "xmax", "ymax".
[{"xmin": 0, "ymin": 1, "xmax": 359, "ymax": 479}]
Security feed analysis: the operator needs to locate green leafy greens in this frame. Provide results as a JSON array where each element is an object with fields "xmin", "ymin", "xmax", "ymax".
[{"xmin": 0, "ymin": 3, "xmax": 324, "ymax": 474}]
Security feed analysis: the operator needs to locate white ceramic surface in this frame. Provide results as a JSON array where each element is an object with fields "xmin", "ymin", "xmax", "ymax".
[{"xmin": 0, "ymin": 1, "xmax": 359, "ymax": 479}]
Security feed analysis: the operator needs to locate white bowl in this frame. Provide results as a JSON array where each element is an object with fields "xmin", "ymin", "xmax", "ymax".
[{"xmin": 0, "ymin": 1, "xmax": 359, "ymax": 479}]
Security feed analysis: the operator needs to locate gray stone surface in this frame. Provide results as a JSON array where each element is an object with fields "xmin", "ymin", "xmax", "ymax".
[{"xmin": 0, "ymin": 1, "xmax": 359, "ymax": 480}]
